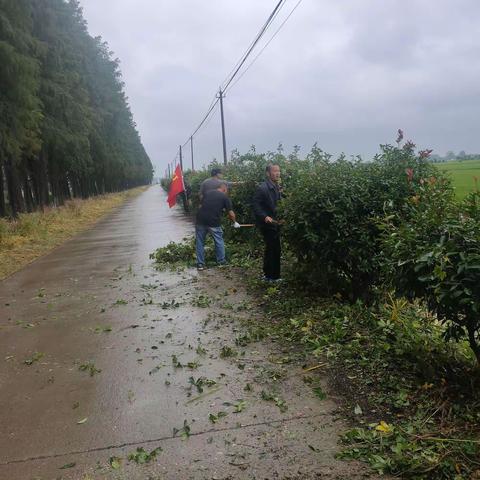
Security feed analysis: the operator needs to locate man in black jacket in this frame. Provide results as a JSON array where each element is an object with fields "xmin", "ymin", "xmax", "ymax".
[{"xmin": 252, "ymin": 164, "xmax": 282, "ymax": 281}]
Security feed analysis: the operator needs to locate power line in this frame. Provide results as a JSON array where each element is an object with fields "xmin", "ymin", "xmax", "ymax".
[
  {"xmin": 179, "ymin": 1, "xmax": 286, "ymax": 149},
  {"xmin": 219, "ymin": 0, "xmax": 287, "ymax": 90},
  {"xmin": 221, "ymin": 0, "xmax": 286, "ymax": 93},
  {"xmin": 190, "ymin": 97, "xmax": 220, "ymax": 139},
  {"xmin": 192, "ymin": 99, "xmax": 219, "ymax": 140},
  {"xmin": 181, "ymin": 95, "xmax": 219, "ymax": 148},
  {"xmin": 172, "ymin": 0, "xmax": 300, "ymax": 172},
  {"xmin": 225, "ymin": 0, "xmax": 304, "ymax": 94},
  {"xmin": 170, "ymin": 152, "xmax": 178, "ymax": 170}
]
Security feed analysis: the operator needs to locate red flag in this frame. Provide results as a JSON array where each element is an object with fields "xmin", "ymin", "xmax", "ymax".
[{"xmin": 167, "ymin": 164, "xmax": 185, "ymax": 208}]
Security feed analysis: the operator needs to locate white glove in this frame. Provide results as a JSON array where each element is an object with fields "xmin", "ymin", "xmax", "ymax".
[{"xmin": 233, "ymin": 221, "xmax": 241, "ymax": 229}]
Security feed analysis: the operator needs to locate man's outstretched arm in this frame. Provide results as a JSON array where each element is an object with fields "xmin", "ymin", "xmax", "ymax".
[{"xmin": 227, "ymin": 210, "xmax": 236, "ymax": 223}]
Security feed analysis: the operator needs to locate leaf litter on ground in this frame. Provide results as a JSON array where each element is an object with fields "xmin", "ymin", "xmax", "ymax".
[
  {"xmin": 261, "ymin": 390, "xmax": 288, "ymax": 412},
  {"xmin": 114, "ymin": 299, "xmax": 128, "ymax": 306},
  {"xmin": 109, "ymin": 456, "xmax": 122, "ymax": 470},
  {"xmin": 127, "ymin": 447, "xmax": 162, "ymax": 464},
  {"xmin": 161, "ymin": 299, "xmax": 180, "ymax": 309},
  {"xmin": 171, "ymin": 354, "xmax": 183, "ymax": 368},
  {"xmin": 24, "ymin": 351, "xmax": 44, "ymax": 365},
  {"xmin": 220, "ymin": 345, "xmax": 236, "ymax": 358},
  {"xmin": 312, "ymin": 386, "xmax": 327, "ymax": 400},
  {"xmin": 233, "ymin": 400, "xmax": 247, "ymax": 413},
  {"xmin": 188, "ymin": 376, "xmax": 216, "ymax": 394},
  {"xmin": 209, "ymin": 411, "xmax": 228, "ymax": 423},
  {"xmin": 79, "ymin": 362, "xmax": 101, "ymax": 376},
  {"xmin": 173, "ymin": 420, "xmax": 191, "ymax": 439},
  {"xmin": 91, "ymin": 325, "xmax": 112, "ymax": 334}
]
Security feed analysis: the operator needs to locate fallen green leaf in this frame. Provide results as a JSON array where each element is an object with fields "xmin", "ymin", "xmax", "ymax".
[
  {"xmin": 79, "ymin": 362, "xmax": 101, "ymax": 376},
  {"xmin": 127, "ymin": 447, "xmax": 162, "ymax": 464},
  {"xmin": 24, "ymin": 352, "xmax": 44, "ymax": 366},
  {"xmin": 109, "ymin": 456, "xmax": 122, "ymax": 470},
  {"xmin": 313, "ymin": 386, "xmax": 327, "ymax": 400},
  {"xmin": 209, "ymin": 411, "xmax": 227, "ymax": 423},
  {"xmin": 233, "ymin": 400, "xmax": 247, "ymax": 413},
  {"xmin": 173, "ymin": 420, "xmax": 191, "ymax": 439}
]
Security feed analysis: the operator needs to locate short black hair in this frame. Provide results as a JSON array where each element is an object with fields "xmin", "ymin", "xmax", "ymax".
[
  {"xmin": 211, "ymin": 168, "xmax": 222, "ymax": 177},
  {"xmin": 265, "ymin": 164, "xmax": 279, "ymax": 174}
]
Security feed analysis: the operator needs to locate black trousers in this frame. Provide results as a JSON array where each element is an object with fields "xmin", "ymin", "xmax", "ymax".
[{"xmin": 259, "ymin": 226, "xmax": 281, "ymax": 280}]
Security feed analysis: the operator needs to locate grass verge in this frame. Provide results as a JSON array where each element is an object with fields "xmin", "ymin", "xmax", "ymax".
[
  {"xmin": 0, "ymin": 187, "xmax": 147, "ymax": 280},
  {"xmin": 150, "ymin": 237, "xmax": 480, "ymax": 479}
]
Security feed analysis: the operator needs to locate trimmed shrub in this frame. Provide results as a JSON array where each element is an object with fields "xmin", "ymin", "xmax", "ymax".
[
  {"xmin": 280, "ymin": 143, "xmax": 438, "ymax": 299},
  {"xmin": 382, "ymin": 179, "xmax": 480, "ymax": 363}
]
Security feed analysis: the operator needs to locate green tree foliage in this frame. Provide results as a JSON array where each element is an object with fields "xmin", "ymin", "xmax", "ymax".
[
  {"xmin": 0, "ymin": 0, "xmax": 42, "ymax": 216},
  {"xmin": 0, "ymin": 0, "xmax": 152, "ymax": 216}
]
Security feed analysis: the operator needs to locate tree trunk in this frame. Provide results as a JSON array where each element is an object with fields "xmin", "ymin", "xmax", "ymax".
[
  {"xmin": 4, "ymin": 158, "xmax": 25, "ymax": 217},
  {"xmin": 50, "ymin": 174, "xmax": 62, "ymax": 207},
  {"xmin": 0, "ymin": 161, "xmax": 6, "ymax": 217},
  {"xmin": 72, "ymin": 177, "xmax": 81, "ymax": 198},
  {"xmin": 63, "ymin": 178, "xmax": 71, "ymax": 200},
  {"xmin": 31, "ymin": 152, "xmax": 49, "ymax": 210},
  {"xmin": 23, "ymin": 176, "xmax": 35, "ymax": 212},
  {"xmin": 30, "ymin": 164, "xmax": 41, "ymax": 210},
  {"xmin": 39, "ymin": 151, "xmax": 50, "ymax": 207},
  {"xmin": 56, "ymin": 178, "xmax": 64, "ymax": 206}
]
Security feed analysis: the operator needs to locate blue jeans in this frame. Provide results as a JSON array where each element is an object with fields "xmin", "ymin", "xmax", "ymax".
[{"xmin": 195, "ymin": 225, "xmax": 225, "ymax": 266}]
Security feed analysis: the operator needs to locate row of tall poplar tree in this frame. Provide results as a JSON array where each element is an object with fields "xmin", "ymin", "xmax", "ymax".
[{"xmin": 0, "ymin": 0, "xmax": 153, "ymax": 217}]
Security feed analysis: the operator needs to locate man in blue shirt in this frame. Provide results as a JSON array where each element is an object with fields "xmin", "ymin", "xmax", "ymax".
[
  {"xmin": 199, "ymin": 168, "xmax": 226, "ymax": 200},
  {"xmin": 199, "ymin": 168, "xmax": 244, "ymax": 201}
]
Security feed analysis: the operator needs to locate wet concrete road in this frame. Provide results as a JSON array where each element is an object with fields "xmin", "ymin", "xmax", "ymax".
[{"xmin": 0, "ymin": 187, "xmax": 375, "ymax": 479}]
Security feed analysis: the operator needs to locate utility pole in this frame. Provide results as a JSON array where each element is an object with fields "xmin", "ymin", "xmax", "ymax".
[
  {"xmin": 179, "ymin": 145, "xmax": 188, "ymax": 211},
  {"xmin": 218, "ymin": 88, "xmax": 228, "ymax": 165},
  {"xmin": 190, "ymin": 136, "xmax": 194, "ymax": 171},
  {"xmin": 167, "ymin": 164, "xmax": 171, "ymax": 178}
]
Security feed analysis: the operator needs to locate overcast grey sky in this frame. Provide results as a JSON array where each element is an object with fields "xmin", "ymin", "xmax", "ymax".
[{"xmin": 79, "ymin": 0, "xmax": 480, "ymax": 174}]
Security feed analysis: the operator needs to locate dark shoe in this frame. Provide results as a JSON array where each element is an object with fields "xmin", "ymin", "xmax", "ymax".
[
  {"xmin": 197, "ymin": 264, "xmax": 205, "ymax": 271},
  {"xmin": 262, "ymin": 276, "xmax": 282, "ymax": 283}
]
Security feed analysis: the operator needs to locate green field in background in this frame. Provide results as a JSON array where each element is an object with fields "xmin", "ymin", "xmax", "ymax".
[{"xmin": 436, "ymin": 159, "xmax": 480, "ymax": 198}]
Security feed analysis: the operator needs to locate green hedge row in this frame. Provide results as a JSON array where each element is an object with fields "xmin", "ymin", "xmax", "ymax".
[{"xmin": 165, "ymin": 140, "xmax": 480, "ymax": 362}]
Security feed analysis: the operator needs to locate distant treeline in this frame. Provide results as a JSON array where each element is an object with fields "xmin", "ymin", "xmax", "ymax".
[
  {"xmin": 0, "ymin": 0, "xmax": 153, "ymax": 217},
  {"xmin": 430, "ymin": 150, "xmax": 480, "ymax": 163}
]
